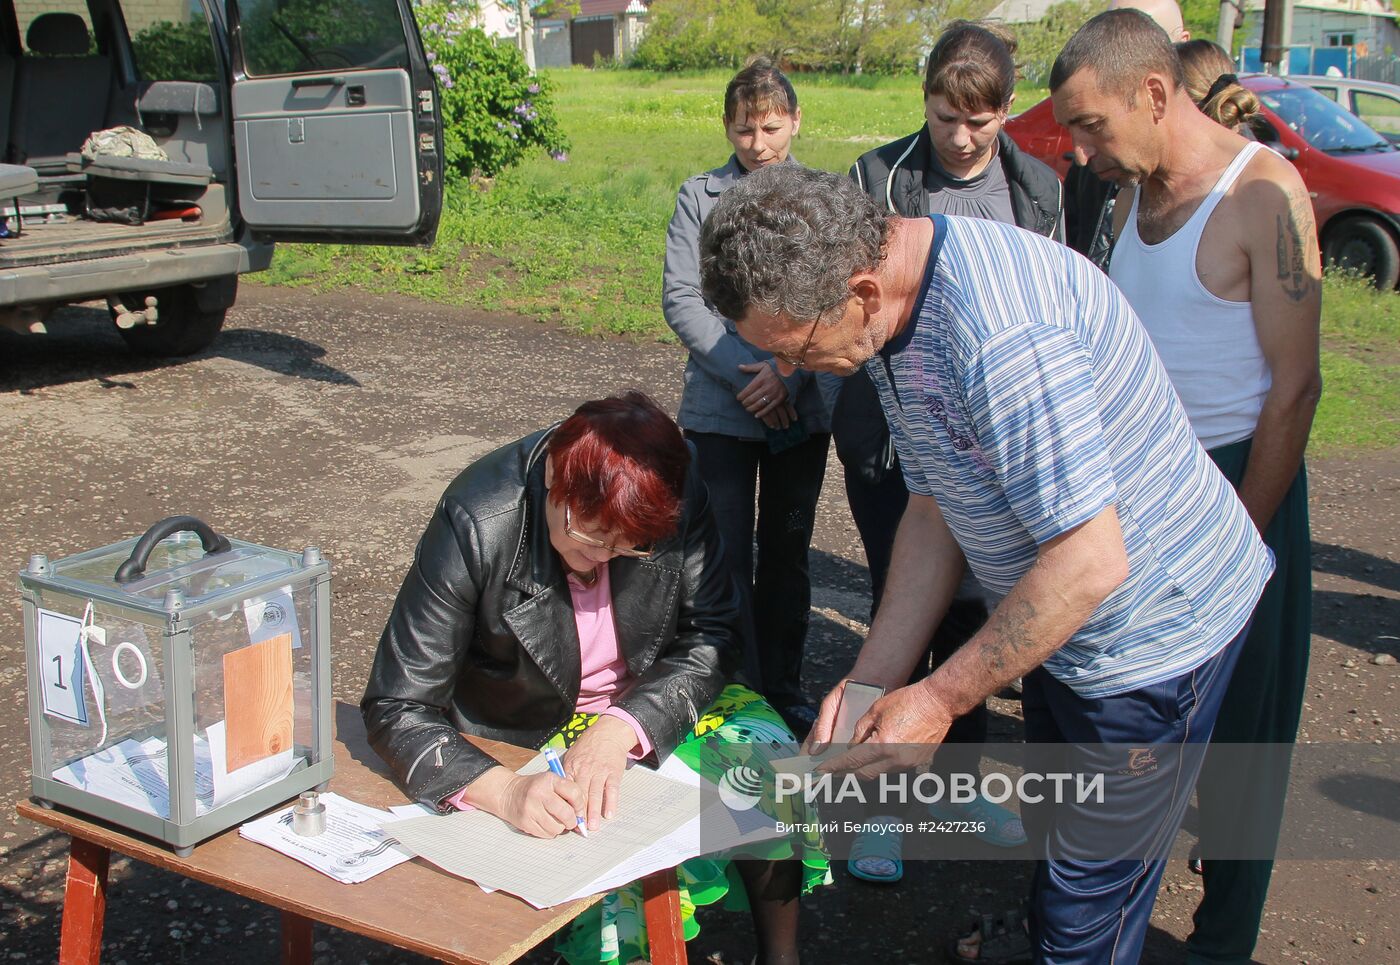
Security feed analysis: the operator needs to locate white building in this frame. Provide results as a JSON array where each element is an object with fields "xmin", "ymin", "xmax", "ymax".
[
  {"xmin": 986, "ymin": 0, "xmax": 1069, "ymax": 23},
  {"xmin": 475, "ymin": 0, "xmax": 524, "ymax": 40},
  {"xmin": 479, "ymin": 0, "xmax": 651, "ymax": 67},
  {"xmin": 1242, "ymin": 0, "xmax": 1400, "ymax": 59}
]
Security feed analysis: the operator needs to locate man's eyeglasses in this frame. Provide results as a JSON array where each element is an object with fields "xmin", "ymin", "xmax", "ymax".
[
  {"xmin": 564, "ymin": 504, "xmax": 655, "ymax": 559},
  {"xmin": 770, "ymin": 314, "xmax": 824, "ymax": 369}
]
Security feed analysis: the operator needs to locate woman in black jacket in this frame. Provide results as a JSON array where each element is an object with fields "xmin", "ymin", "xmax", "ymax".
[
  {"xmin": 362, "ymin": 391, "xmax": 825, "ymax": 965},
  {"xmin": 848, "ymin": 21, "xmax": 1062, "ymax": 235}
]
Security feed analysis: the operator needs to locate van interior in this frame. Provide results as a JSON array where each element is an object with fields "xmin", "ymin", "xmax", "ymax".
[{"xmin": 0, "ymin": 0, "xmax": 231, "ymax": 268}]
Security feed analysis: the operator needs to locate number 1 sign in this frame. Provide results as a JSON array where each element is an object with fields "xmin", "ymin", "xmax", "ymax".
[{"xmin": 37, "ymin": 608, "xmax": 88, "ymax": 726}]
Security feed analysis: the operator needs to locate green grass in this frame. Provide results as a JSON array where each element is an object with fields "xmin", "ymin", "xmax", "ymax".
[
  {"xmin": 259, "ymin": 68, "xmax": 963, "ymax": 336},
  {"xmin": 1313, "ymin": 271, "xmax": 1400, "ymax": 454},
  {"xmin": 256, "ymin": 68, "xmax": 1396, "ymax": 455}
]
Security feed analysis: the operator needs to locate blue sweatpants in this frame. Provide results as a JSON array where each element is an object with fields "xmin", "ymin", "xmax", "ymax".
[{"xmin": 1020, "ymin": 623, "xmax": 1248, "ymax": 964}]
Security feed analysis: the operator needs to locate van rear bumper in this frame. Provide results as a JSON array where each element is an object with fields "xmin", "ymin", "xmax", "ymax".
[{"xmin": 0, "ymin": 238, "xmax": 275, "ymax": 306}]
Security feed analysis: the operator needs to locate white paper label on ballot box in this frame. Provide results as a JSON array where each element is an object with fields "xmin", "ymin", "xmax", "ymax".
[
  {"xmin": 37, "ymin": 608, "xmax": 88, "ymax": 725},
  {"xmin": 243, "ymin": 586, "xmax": 301, "ymax": 649}
]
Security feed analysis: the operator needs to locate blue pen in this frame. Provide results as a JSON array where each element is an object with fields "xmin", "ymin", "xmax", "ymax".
[{"xmin": 542, "ymin": 746, "xmax": 588, "ymax": 837}]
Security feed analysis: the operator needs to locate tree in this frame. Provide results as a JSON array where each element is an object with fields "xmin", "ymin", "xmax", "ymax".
[
  {"xmin": 1010, "ymin": 0, "xmax": 1108, "ymax": 86},
  {"xmin": 634, "ymin": 0, "xmax": 996, "ymax": 72},
  {"xmin": 1181, "ymin": 0, "xmax": 1225, "ymax": 46},
  {"xmin": 416, "ymin": 2, "xmax": 570, "ymax": 178}
]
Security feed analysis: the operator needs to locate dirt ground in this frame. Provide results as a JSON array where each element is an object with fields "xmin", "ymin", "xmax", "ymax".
[{"xmin": 0, "ymin": 286, "xmax": 1395, "ymax": 964}]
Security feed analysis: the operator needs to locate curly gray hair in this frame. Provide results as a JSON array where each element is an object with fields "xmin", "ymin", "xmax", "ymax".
[{"xmin": 699, "ymin": 166, "xmax": 890, "ymax": 327}]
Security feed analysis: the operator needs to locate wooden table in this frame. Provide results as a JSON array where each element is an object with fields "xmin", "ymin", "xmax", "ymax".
[{"xmin": 17, "ymin": 701, "xmax": 687, "ymax": 965}]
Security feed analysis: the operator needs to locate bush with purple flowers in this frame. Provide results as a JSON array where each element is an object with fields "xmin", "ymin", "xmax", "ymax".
[{"xmin": 415, "ymin": 1, "xmax": 569, "ymax": 179}]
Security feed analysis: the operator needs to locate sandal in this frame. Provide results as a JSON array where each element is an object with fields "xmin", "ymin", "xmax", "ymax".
[
  {"xmin": 1188, "ymin": 842, "xmax": 1204, "ymax": 875},
  {"xmin": 846, "ymin": 815, "xmax": 903, "ymax": 884},
  {"xmin": 929, "ymin": 797, "xmax": 1027, "ymax": 849},
  {"xmin": 947, "ymin": 909, "xmax": 1032, "ymax": 964}
]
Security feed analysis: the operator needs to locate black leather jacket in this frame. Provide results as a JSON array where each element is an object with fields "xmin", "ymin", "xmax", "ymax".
[
  {"xmin": 361, "ymin": 427, "xmax": 741, "ymax": 812},
  {"xmin": 849, "ymin": 128, "xmax": 1063, "ymax": 238},
  {"xmin": 1064, "ymin": 162, "xmax": 1118, "ymax": 271}
]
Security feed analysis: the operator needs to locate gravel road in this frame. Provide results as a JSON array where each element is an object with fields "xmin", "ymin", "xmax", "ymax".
[{"xmin": 1, "ymin": 286, "xmax": 1394, "ymax": 964}]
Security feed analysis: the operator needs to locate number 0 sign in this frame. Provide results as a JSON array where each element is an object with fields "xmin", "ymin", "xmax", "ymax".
[{"xmin": 37, "ymin": 608, "xmax": 88, "ymax": 725}]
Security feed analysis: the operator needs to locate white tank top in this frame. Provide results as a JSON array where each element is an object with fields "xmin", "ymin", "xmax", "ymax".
[{"xmin": 1110, "ymin": 142, "xmax": 1269, "ymax": 451}]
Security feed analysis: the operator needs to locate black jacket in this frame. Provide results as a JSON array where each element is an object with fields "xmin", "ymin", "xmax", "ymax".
[
  {"xmin": 849, "ymin": 128, "xmax": 1063, "ymax": 237},
  {"xmin": 361, "ymin": 428, "xmax": 740, "ymax": 812},
  {"xmin": 1063, "ymin": 162, "xmax": 1118, "ymax": 270}
]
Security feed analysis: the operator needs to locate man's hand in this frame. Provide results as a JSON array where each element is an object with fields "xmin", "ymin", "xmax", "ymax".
[
  {"xmin": 737, "ymin": 361, "xmax": 791, "ymax": 427},
  {"xmin": 563, "ymin": 716, "xmax": 635, "ymax": 831},
  {"xmin": 802, "ymin": 675, "xmax": 899, "ymax": 754},
  {"xmin": 819, "ymin": 680, "xmax": 956, "ymax": 777}
]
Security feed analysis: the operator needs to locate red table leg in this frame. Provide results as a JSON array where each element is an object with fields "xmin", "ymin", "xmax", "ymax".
[
  {"xmin": 59, "ymin": 836, "xmax": 110, "ymax": 965},
  {"xmin": 642, "ymin": 866, "xmax": 686, "ymax": 965},
  {"xmin": 280, "ymin": 910, "xmax": 314, "ymax": 965}
]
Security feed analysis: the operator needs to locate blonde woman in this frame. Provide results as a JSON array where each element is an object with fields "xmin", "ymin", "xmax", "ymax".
[{"xmin": 1176, "ymin": 39, "xmax": 1260, "ymax": 131}]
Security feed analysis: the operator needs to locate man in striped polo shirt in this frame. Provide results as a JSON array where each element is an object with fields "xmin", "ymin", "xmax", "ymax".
[{"xmin": 699, "ymin": 165, "xmax": 1273, "ymax": 964}]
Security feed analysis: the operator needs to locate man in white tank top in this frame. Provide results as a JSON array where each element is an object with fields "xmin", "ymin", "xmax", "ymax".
[{"xmin": 1052, "ymin": 11, "xmax": 1322, "ymax": 965}]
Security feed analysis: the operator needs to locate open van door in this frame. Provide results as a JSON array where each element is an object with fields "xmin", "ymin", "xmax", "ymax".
[{"xmin": 224, "ymin": 0, "xmax": 443, "ymax": 245}]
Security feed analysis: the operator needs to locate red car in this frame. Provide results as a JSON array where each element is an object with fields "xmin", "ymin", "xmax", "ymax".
[{"xmin": 1005, "ymin": 74, "xmax": 1400, "ymax": 288}]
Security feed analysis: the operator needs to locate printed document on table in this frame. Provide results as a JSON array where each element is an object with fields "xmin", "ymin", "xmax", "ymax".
[
  {"xmin": 560, "ymin": 777, "xmax": 785, "ymax": 900},
  {"xmin": 560, "ymin": 752, "xmax": 785, "ymax": 899},
  {"xmin": 384, "ymin": 755, "xmax": 701, "ymax": 908},
  {"xmin": 240, "ymin": 792, "xmax": 413, "ymax": 884}
]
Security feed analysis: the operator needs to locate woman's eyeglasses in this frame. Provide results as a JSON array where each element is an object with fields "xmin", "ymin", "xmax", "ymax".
[{"xmin": 564, "ymin": 505, "xmax": 655, "ymax": 559}]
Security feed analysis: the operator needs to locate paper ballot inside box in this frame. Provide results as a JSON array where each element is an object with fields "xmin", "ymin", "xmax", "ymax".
[{"xmin": 53, "ymin": 722, "xmax": 301, "ymax": 820}]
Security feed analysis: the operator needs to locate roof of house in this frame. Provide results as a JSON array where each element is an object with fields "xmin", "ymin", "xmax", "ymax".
[
  {"xmin": 1244, "ymin": 0, "xmax": 1396, "ymax": 15},
  {"xmin": 572, "ymin": 0, "xmax": 647, "ymax": 17},
  {"xmin": 986, "ymin": 0, "xmax": 1063, "ymax": 24}
]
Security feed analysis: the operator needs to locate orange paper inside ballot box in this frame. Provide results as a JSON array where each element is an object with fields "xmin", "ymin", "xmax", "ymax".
[{"xmin": 223, "ymin": 633, "xmax": 294, "ymax": 772}]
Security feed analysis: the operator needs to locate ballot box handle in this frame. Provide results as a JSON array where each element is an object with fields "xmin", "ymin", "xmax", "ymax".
[{"xmin": 115, "ymin": 515, "xmax": 233, "ymax": 583}]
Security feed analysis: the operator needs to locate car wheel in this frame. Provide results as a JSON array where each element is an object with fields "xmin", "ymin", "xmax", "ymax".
[
  {"xmin": 1323, "ymin": 216, "xmax": 1400, "ymax": 290},
  {"xmin": 111, "ymin": 283, "xmax": 228, "ymax": 357}
]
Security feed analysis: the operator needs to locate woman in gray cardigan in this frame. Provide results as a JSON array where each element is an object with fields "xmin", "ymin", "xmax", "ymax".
[{"xmin": 661, "ymin": 59, "xmax": 832, "ymax": 735}]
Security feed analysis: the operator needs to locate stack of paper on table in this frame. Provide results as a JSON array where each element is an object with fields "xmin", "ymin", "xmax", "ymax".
[
  {"xmin": 240, "ymin": 792, "xmax": 415, "ymax": 884},
  {"xmin": 383, "ymin": 753, "xmax": 785, "ymax": 908}
]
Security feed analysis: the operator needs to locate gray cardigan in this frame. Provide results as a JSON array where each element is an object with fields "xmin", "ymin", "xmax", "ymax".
[{"xmin": 662, "ymin": 155, "xmax": 834, "ymax": 440}]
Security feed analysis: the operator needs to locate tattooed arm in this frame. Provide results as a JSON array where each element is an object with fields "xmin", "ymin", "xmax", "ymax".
[
  {"xmin": 916, "ymin": 505, "xmax": 1127, "ymax": 717},
  {"xmin": 1238, "ymin": 161, "xmax": 1323, "ymax": 531},
  {"xmin": 823, "ymin": 505, "xmax": 1128, "ymax": 763}
]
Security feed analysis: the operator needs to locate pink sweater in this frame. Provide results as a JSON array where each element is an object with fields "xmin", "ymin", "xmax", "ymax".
[{"xmin": 446, "ymin": 564, "xmax": 650, "ymax": 809}]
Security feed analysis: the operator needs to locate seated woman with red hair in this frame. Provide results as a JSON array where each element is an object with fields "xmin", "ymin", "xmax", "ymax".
[{"xmin": 363, "ymin": 391, "xmax": 826, "ymax": 965}]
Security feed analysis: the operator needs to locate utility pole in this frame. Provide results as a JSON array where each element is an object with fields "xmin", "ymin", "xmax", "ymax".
[
  {"xmin": 516, "ymin": 0, "xmax": 536, "ymax": 70},
  {"xmin": 1260, "ymin": 0, "xmax": 1289, "ymax": 73},
  {"xmin": 1216, "ymin": 0, "xmax": 1238, "ymax": 51}
]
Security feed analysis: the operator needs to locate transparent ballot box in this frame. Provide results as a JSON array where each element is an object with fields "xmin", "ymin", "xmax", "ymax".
[{"xmin": 20, "ymin": 515, "xmax": 333, "ymax": 854}]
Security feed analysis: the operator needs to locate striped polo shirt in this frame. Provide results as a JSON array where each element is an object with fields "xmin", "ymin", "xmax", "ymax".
[{"xmin": 870, "ymin": 215, "xmax": 1273, "ymax": 697}]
